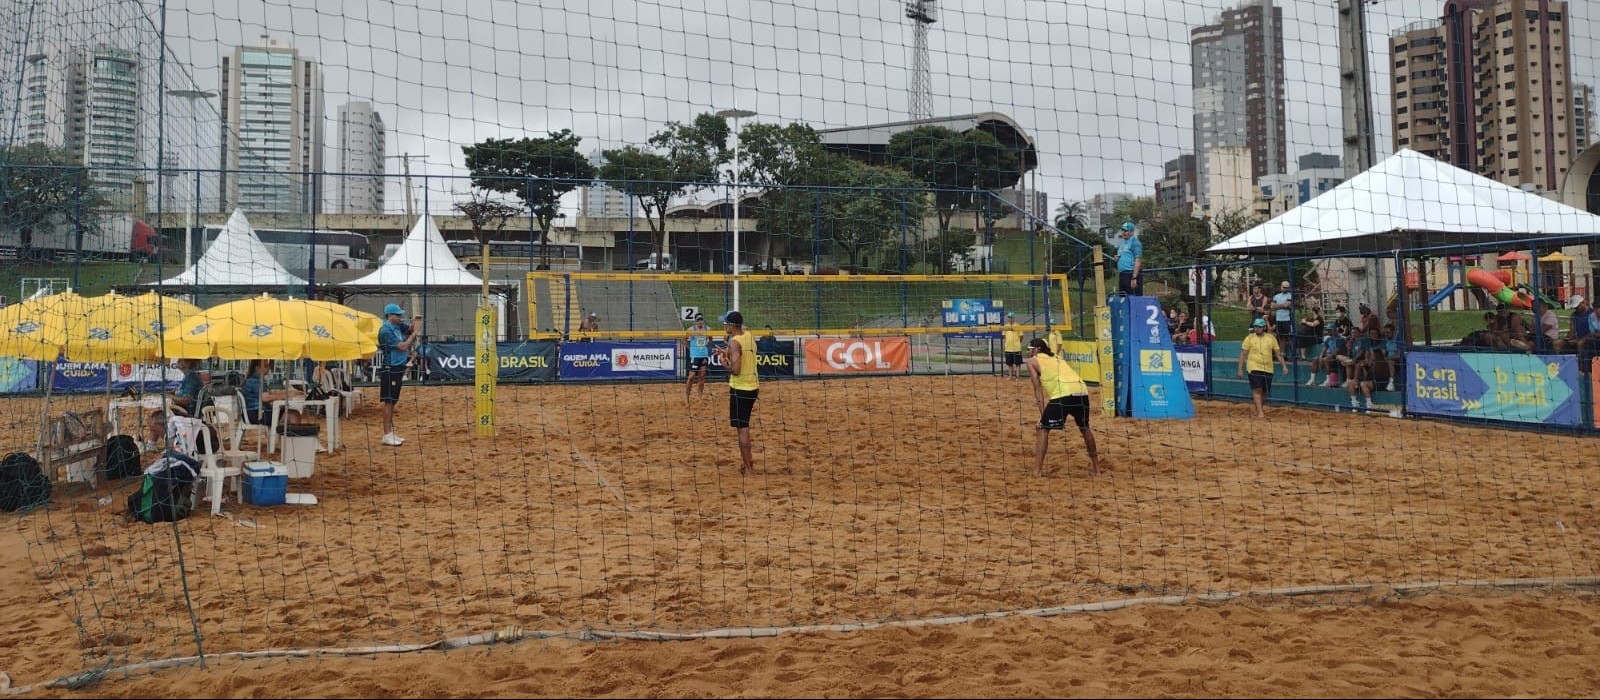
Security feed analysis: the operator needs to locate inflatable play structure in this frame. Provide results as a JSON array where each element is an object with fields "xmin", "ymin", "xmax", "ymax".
[{"xmin": 1465, "ymin": 268, "xmax": 1535, "ymax": 309}]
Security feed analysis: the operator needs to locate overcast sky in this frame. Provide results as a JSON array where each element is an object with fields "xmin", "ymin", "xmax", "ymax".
[{"xmin": 7, "ymin": 0, "xmax": 1597, "ymax": 215}]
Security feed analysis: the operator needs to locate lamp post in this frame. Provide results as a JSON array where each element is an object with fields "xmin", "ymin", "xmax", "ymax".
[
  {"xmin": 166, "ymin": 88, "xmax": 217, "ymax": 269},
  {"xmin": 716, "ymin": 108, "xmax": 756, "ymax": 311}
]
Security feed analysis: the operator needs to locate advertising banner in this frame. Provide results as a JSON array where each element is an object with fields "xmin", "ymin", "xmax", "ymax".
[
  {"xmin": 706, "ymin": 339, "xmax": 796, "ymax": 378},
  {"xmin": 1111, "ymin": 296, "xmax": 1195, "ymax": 419},
  {"xmin": 941, "ymin": 298, "xmax": 1004, "ymax": 339},
  {"xmin": 422, "ymin": 341, "xmax": 557, "ymax": 382},
  {"xmin": 1095, "ymin": 305, "xmax": 1115, "ymax": 415},
  {"xmin": 0, "ymin": 358, "xmax": 37, "ymax": 394},
  {"xmin": 50, "ymin": 360, "xmax": 184, "ymax": 394},
  {"xmin": 558, "ymin": 341, "xmax": 678, "ymax": 381},
  {"xmin": 1058, "ymin": 340, "xmax": 1101, "ymax": 385},
  {"xmin": 1407, "ymin": 351, "xmax": 1580, "ymax": 427},
  {"xmin": 1174, "ymin": 344, "xmax": 1209, "ymax": 392},
  {"xmin": 803, "ymin": 337, "xmax": 911, "ymax": 375}
]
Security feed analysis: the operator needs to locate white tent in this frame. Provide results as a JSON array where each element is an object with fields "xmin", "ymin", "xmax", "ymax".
[
  {"xmin": 1207, "ymin": 149, "xmax": 1600, "ymax": 257},
  {"xmin": 149, "ymin": 209, "xmax": 307, "ymax": 287},
  {"xmin": 341, "ymin": 215, "xmax": 484, "ymax": 289}
]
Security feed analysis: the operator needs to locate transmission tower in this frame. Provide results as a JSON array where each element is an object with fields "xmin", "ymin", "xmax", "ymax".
[{"xmin": 906, "ymin": 0, "xmax": 938, "ymax": 120}]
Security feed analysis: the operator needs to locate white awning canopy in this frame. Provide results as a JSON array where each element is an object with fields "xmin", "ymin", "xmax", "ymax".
[
  {"xmin": 148, "ymin": 209, "xmax": 308, "ymax": 287},
  {"xmin": 341, "ymin": 216, "xmax": 484, "ymax": 289},
  {"xmin": 1207, "ymin": 149, "xmax": 1600, "ymax": 257}
]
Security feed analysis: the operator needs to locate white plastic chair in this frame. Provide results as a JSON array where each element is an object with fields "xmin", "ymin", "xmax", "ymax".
[
  {"xmin": 200, "ymin": 405, "xmax": 260, "ymax": 469},
  {"xmin": 217, "ymin": 392, "xmax": 269, "ymax": 455},
  {"xmin": 170, "ymin": 416, "xmax": 241, "ymax": 516},
  {"xmin": 330, "ymin": 366, "xmax": 364, "ymax": 416}
]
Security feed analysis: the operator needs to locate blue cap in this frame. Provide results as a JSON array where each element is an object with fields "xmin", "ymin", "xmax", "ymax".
[
  {"xmin": 384, "ymin": 303, "xmax": 405, "ymax": 316},
  {"xmin": 1121, "ymin": 222, "xmax": 1136, "ymax": 232}
]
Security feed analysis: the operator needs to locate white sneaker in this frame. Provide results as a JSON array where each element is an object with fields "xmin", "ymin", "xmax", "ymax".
[
  {"xmin": 1365, "ymin": 399, "xmax": 1374, "ymax": 411},
  {"xmin": 1350, "ymin": 398, "xmax": 1360, "ymax": 409},
  {"xmin": 381, "ymin": 432, "xmax": 403, "ymax": 446},
  {"xmin": 1385, "ymin": 382, "xmax": 1396, "ymax": 392},
  {"xmin": 1306, "ymin": 376, "xmax": 1318, "ymax": 386}
]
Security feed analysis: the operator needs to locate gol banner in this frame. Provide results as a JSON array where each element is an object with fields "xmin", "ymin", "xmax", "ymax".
[{"xmin": 803, "ymin": 337, "xmax": 911, "ymax": 375}]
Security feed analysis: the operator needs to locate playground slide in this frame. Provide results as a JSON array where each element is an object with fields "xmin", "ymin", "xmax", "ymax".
[
  {"xmin": 1465, "ymin": 268, "xmax": 1533, "ymax": 309},
  {"xmin": 1425, "ymin": 283, "xmax": 1459, "ymax": 310}
]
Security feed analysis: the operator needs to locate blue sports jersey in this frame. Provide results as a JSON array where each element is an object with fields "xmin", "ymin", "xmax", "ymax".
[
  {"xmin": 1321, "ymin": 335, "xmax": 1342, "ymax": 356},
  {"xmin": 689, "ymin": 332, "xmax": 711, "ymax": 359}
]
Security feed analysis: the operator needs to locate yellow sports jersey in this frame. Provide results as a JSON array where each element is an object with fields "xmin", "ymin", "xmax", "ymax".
[
  {"xmin": 1045, "ymin": 330, "xmax": 1063, "ymax": 355},
  {"xmin": 1241, "ymin": 332, "xmax": 1280, "ymax": 374},
  {"xmin": 1037, "ymin": 354, "xmax": 1088, "ymax": 400},
  {"xmin": 727, "ymin": 331, "xmax": 759, "ymax": 391},
  {"xmin": 1003, "ymin": 326, "xmax": 1023, "ymax": 353}
]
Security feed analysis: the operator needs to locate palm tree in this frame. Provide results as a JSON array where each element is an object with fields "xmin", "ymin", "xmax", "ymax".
[{"xmin": 1053, "ymin": 200, "xmax": 1088, "ymax": 235}]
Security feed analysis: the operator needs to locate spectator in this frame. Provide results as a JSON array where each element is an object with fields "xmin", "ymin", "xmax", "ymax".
[
  {"xmin": 1502, "ymin": 307, "xmax": 1532, "ymax": 351},
  {"xmin": 1331, "ymin": 305, "xmax": 1353, "ymax": 336},
  {"xmin": 1345, "ymin": 326, "xmax": 1378, "ymax": 412},
  {"xmin": 1305, "ymin": 326, "xmax": 1344, "ymax": 388},
  {"xmin": 1248, "ymin": 286, "xmax": 1270, "ymax": 323},
  {"xmin": 1556, "ymin": 296, "xmax": 1593, "ymax": 353},
  {"xmin": 1175, "ymin": 311, "xmax": 1195, "ymax": 343},
  {"xmin": 1536, "ymin": 300, "xmax": 1560, "ymax": 349},
  {"xmin": 1381, "ymin": 323, "xmax": 1402, "ymax": 392},
  {"xmin": 1356, "ymin": 302, "xmax": 1381, "ymax": 336},
  {"xmin": 1271, "ymin": 281, "xmax": 1296, "ymax": 353},
  {"xmin": 1297, "ymin": 306, "xmax": 1324, "ymax": 361},
  {"xmin": 1166, "ymin": 309, "xmax": 1180, "ymax": 338},
  {"xmin": 577, "ymin": 312, "xmax": 600, "ymax": 341},
  {"xmin": 169, "ymin": 358, "xmax": 209, "ymax": 416}
]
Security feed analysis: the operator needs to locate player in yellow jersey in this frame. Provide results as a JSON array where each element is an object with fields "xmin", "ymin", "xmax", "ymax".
[
  {"xmin": 1002, "ymin": 312, "xmax": 1024, "ymax": 379},
  {"xmin": 1025, "ymin": 338, "xmax": 1100, "ymax": 476},
  {"xmin": 716, "ymin": 311, "xmax": 759, "ymax": 475}
]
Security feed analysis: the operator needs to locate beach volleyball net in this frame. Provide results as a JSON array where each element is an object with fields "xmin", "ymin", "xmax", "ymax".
[{"xmin": 2, "ymin": 0, "xmax": 1600, "ymax": 689}]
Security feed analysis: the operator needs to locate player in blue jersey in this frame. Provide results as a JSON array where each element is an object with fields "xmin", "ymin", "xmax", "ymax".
[{"xmin": 684, "ymin": 312, "xmax": 712, "ymax": 403}]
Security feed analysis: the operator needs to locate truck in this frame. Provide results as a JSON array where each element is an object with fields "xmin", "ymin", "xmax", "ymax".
[{"xmin": 0, "ymin": 213, "xmax": 153, "ymax": 261}]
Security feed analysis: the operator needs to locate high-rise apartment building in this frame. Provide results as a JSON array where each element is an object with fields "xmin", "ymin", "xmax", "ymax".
[
  {"xmin": 579, "ymin": 151, "xmax": 637, "ymax": 219},
  {"xmin": 336, "ymin": 102, "xmax": 386, "ymax": 214},
  {"xmin": 20, "ymin": 45, "xmax": 142, "ymax": 201},
  {"xmin": 1155, "ymin": 154, "xmax": 1198, "ymax": 212},
  {"xmin": 220, "ymin": 38, "xmax": 325, "ymax": 213},
  {"xmin": 1392, "ymin": 0, "xmax": 1578, "ymax": 193},
  {"xmin": 1191, "ymin": 0, "xmax": 1287, "ymax": 211},
  {"xmin": 1575, "ymin": 83, "xmax": 1594, "ymax": 150}
]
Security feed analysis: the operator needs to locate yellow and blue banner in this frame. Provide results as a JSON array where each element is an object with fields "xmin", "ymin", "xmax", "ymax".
[
  {"xmin": 1110, "ymin": 296, "xmax": 1195, "ymax": 420},
  {"xmin": 1407, "ymin": 351, "xmax": 1580, "ymax": 427}
]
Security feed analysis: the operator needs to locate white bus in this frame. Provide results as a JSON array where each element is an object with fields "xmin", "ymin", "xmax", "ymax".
[{"xmin": 200, "ymin": 226, "xmax": 372, "ymax": 270}]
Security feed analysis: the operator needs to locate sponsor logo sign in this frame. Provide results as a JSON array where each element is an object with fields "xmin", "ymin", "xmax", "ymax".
[{"xmin": 802, "ymin": 337, "xmax": 911, "ymax": 375}]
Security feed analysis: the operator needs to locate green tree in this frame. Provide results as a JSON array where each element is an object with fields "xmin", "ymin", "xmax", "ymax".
[
  {"xmin": 886, "ymin": 125, "xmax": 1023, "ymax": 246},
  {"xmin": 1053, "ymin": 200, "xmax": 1088, "ymax": 235},
  {"xmin": 826, "ymin": 159, "xmax": 928, "ymax": 271},
  {"xmin": 598, "ymin": 113, "xmax": 731, "ymax": 261},
  {"xmin": 460, "ymin": 129, "xmax": 594, "ymax": 270},
  {"xmin": 0, "ymin": 143, "xmax": 105, "ymax": 259},
  {"xmin": 453, "ymin": 190, "xmax": 524, "ymax": 274}
]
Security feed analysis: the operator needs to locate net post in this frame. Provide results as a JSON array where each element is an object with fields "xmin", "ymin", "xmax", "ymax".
[{"xmin": 1093, "ymin": 245, "xmax": 1114, "ymax": 417}]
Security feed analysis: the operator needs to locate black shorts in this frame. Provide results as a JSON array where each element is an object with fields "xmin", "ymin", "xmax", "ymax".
[
  {"xmin": 379, "ymin": 365, "xmax": 406, "ymax": 403},
  {"xmin": 1118, "ymin": 270, "xmax": 1142, "ymax": 296},
  {"xmin": 1275, "ymin": 321, "xmax": 1295, "ymax": 340},
  {"xmin": 1039, "ymin": 395, "xmax": 1090, "ymax": 430},
  {"xmin": 729, "ymin": 388, "xmax": 759, "ymax": 428},
  {"xmin": 246, "ymin": 408, "xmax": 269, "ymax": 426},
  {"xmin": 1248, "ymin": 370, "xmax": 1274, "ymax": 392},
  {"xmin": 1004, "ymin": 352, "xmax": 1023, "ymax": 367},
  {"xmin": 689, "ymin": 357, "xmax": 709, "ymax": 370}
]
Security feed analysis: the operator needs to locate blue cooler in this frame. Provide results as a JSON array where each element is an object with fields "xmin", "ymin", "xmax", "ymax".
[{"xmin": 242, "ymin": 462, "xmax": 288, "ymax": 506}]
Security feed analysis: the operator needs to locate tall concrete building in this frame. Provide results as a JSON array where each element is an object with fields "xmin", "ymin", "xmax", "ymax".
[
  {"xmin": 335, "ymin": 102, "xmax": 386, "ymax": 214},
  {"xmin": 1155, "ymin": 154, "xmax": 1198, "ymax": 212},
  {"xmin": 1392, "ymin": 0, "xmax": 1578, "ymax": 193},
  {"xmin": 19, "ymin": 45, "xmax": 142, "ymax": 202},
  {"xmin": 219, "ymin": 38, "xmax": 325, "ymax": 213},
  {"xmin": 579, "ymin": 150, "xmax": 637, "ymax": 219},
  {"xmin": 1191, "ymin": 0, "xmax": 1286, "ymax": 212},
  {"xmin": 1575, "ymin": 83, "xmax": 1594, "ymax": 150}
]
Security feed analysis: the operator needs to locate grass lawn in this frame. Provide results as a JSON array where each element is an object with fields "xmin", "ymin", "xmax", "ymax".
[
  {"xmin": 0, "ymin": 261, "xmax": 149, "ymax": 299},
  {"xmin": 668, "ymin": 278, "xmax": 1093, "ymax": 333}
]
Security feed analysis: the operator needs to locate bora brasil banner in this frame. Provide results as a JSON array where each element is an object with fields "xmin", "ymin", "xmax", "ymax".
[
  {"xmin": 1406, "ymin": 351, "xmax": 1580, "ymax": 427},
  {"xmin": 422, "ymin": 341, "xmax": 556, "ymax": 382}
]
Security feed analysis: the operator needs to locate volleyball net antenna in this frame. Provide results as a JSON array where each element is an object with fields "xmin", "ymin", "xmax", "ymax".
[{"xmin": 0, "ymin": 0, "xmax": 1597, "ymax": 686}]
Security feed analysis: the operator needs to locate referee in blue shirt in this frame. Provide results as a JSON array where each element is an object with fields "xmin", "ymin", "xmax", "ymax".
[
  {"xmin": 1115, "ymin": 222, "xmax": 1143, "ymax": 296},
  {"xmin": 377, "ymin": 302, "xmax": 422, "ymax": 446}
]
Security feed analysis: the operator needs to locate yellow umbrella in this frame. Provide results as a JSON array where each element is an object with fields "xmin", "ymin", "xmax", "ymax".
[
  {"xmin": 71, "ymin": 292, "xmax": 203, "ymax": 363},
  {"xmin": 164, "ymin": 294, "xmax": 377, "ymax": 361},
  {"xmin": 0, "ymin": 291, "xmax": 87, "ymax": 361},
  {"xmin": 298, "ymin": 298, "xmax": 382, "ymax": 342}
]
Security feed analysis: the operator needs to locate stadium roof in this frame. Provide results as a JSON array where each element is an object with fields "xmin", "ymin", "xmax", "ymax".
[{"xmin": 815, "ymin": 112, "xmax": 1039, "ymax": 174}]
